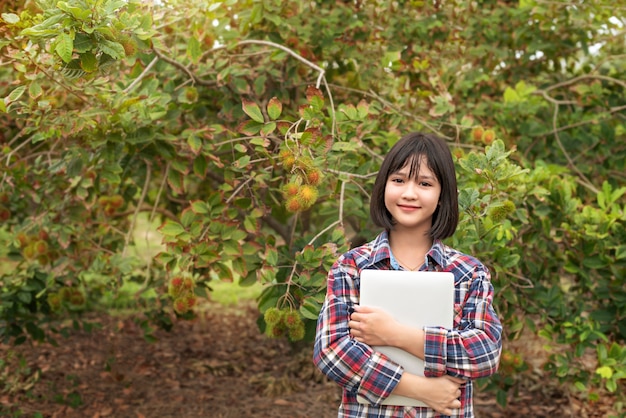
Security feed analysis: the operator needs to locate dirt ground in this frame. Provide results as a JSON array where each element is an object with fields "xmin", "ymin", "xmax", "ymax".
[{"xmin": 0, "ymin": 301, "xmax": 620, "ymax": 418}]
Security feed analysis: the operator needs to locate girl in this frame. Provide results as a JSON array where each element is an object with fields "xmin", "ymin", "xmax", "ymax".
[{"xmin": 313, "ymin": 132, "xmax": 502, "ymax": 417}]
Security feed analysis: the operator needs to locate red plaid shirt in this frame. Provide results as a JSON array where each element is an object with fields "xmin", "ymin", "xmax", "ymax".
[{"xmin": 313, "ymin": 231, "xmax": 502, "ymax": 417}]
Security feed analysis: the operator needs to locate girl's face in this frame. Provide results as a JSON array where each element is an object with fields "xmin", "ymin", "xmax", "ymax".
[{"xmin": 384, "ymin": 156, "xmax": 441, "ymax": 232}]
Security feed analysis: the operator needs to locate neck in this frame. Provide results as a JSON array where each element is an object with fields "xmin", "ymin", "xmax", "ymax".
[{"xmin": 388, "ymin": 229, "xmax": 433, "ymax": 270}]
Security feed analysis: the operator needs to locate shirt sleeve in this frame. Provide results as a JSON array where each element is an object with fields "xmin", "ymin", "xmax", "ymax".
[
  {"xmin": 423, "ymin": 264, "xmax": 503, "ymax": 379},
  {"xmin": 312, "ymin": 259, "xmax": 404, "ymax": 405}
]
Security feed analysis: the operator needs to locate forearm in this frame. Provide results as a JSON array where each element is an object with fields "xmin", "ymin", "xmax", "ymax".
[{"xmin": 389, "ymin": 323, "xmax": 426, "ymax": 360}]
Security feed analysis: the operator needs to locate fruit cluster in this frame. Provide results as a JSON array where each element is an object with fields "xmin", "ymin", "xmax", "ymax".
[
  {"xmin": 488, "ymin": 200, "xmax": 516, "ymax": 223},
  {"xmin": 263, "ymin": 307, "xmax": 305, "ymax": 341},
  {"xmin": 279, "ymin": 150, "xmax": 323, "ymax": 213},
  {"xmin": 470, "ymin": 126, "xmax": 496, "ymax": 145},
  {"xmin": 47, "ymin": 287, "xmax": 86, "ymax": 312},
  {"xmin": 16, "ymin": 230, "xmax": 56, "ymax": 265},
  {"xmin": 97, "ymin": 194, "xmax": 124, "ymax": 216},
  {"xmin": 167, "ymin": 275, "xmax": 197, "ymax": 315}
]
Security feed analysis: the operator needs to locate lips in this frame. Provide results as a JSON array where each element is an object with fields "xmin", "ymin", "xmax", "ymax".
[{"xmin": 397, "ymin": 204, "xmax": 420, "ymax": 211}]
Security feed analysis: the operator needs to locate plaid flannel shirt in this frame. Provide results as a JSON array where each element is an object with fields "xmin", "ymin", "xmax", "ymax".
[{"xmin": 313, "ymin": 231, "xmax": 502, "ymax": 417}]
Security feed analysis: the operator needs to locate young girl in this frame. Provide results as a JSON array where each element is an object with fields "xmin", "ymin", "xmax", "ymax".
[{"xmin": 313, "ymin": 132, "xmax": 502, "ymax": 417}]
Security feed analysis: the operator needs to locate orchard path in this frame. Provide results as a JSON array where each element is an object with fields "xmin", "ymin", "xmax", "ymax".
[{"xmin": 0, "ymin": 301, "xmax": 616, "ymax": 417}]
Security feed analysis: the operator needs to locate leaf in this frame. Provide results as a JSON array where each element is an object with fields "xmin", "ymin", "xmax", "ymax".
[
  {"xmin": 7, "ymin": 85, "xmax": 26, "ymax": 102},
  {"xmin": 159, "ymin": 220, "xmax": 186, "ymax": 237},
  {"xmin": 260, "ymin": 121, "xmax": 276, "ymax": 136},
  {"xmin": 596, "ymin": 365, "xmax": 613, "ymax": 379},
  {"xmin": 186, "ymin": 36, "xmax": 201, "ymax": 64},
  {"xmin": 187, "ymin": 134, "xmax": 202, "ymax": 155},
  {"xmin": 190, "ymin": 200, "xmax": 209, "ymax": 214},
  {"xmin": 242, "ymin": 99, "xmax": 264, "ymax": 123},
  {"xmin": 504, "ymin": 87, "xmax": 520, "ymax": 103},
  {"xmin": 237, "ymin": 120, "xmax": 263, "ymax": 135},
  {"xmin": 28, "ymin": 82, "xmax": 42, "ymax": 99},
  {"xmin": 305, "ymin": 85, "xmax": 323, "ymax": 102},
  {"xmin": 79, "ymin": 51, "xmax": 98, "ymax": 72},
  {"xmin": 99, "ymin": 39, "xmax": 125, "ymax": 60},
  {"xmin": 1, "ymin": 13, "xmax": 20, "ymax": 24},
  {"xmin": 55, "ymin": 32, "xmax": 74, "ymax": 63},
  {"xmin": 300, "ymin": 297, "xmax": 322, "ymax": 320},
  {"xmin": 267, "ymin": 97, "xmax": 282, "ymax": 120},
  {"xmin": 73, "ymin": 33, "xmax": 93, "ymax": 52}
]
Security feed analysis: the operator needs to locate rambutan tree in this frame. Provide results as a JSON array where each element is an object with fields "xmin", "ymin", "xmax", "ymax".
[{"xmin": 0, "ymin": 0, "xmax": 624, "ymax": 408}]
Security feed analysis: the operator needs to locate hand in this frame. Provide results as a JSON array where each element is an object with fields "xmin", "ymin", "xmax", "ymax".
[
  {"xmin": 419, "ymin": 375, "xmax": 464, "ymax": 415},
  {"xmin": 349, "ymin": 305, "xmax": 402, "ymax": 346}
]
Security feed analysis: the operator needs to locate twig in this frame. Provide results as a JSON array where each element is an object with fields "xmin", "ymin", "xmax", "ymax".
[
  {"xmin": 307, "ymin": 220, "xmax": 342, "ymax": 247},
  {"xmin": 123, "ymin": 159, "xmax": 152, "ymax": 257},
  {"xmin": 152, "ymin": 48, "xmax": 197, "ymax": 85},
  {"xmin": 550, "ymin": 105, "xmax": 599, "ymax": 194},
  {"xmin": 123, "ymin": 55, "xmax": 159, "ymax": 94}
]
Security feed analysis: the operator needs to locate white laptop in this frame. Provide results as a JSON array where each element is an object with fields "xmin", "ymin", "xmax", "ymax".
[{"xmin": 356, "ymin": 269, "xmax": 455, "ymax": 407}]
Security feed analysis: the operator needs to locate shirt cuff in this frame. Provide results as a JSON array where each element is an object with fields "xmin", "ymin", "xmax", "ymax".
[
  {"xmin": 423, "ymin": 326, "xmax": 448, "ymax": 377},
  {"xmin": 356, "ymin": 350, "xmax": 404, "ymax": 405}
]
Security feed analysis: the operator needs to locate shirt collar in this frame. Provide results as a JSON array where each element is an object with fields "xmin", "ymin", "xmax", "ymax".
[{"xmin": 365, "ymin": 230, "xmax": 449, "ymax": 271}]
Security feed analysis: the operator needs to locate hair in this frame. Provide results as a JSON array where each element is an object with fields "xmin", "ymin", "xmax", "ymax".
[{"xmin": 370, "ymin": 132, "xmax": 459, "ymax": 239}]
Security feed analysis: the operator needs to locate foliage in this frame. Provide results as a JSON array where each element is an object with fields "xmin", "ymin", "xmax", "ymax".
[{"xmin": 0, "ymin": 0, "xmax": 624, "ymax": 410}]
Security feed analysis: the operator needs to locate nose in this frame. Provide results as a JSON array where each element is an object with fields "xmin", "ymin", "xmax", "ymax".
[{"xmin": 401, "ymin": 180, "xmax": 419, "ymax": 199}]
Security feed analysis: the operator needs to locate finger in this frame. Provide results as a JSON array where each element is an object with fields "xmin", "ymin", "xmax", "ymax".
[{"xmin": 445, "ymin": 376, "xmax": 466, "ymax": 384}]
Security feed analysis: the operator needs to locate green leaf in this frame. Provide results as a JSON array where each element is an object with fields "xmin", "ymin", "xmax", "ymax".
[
  {"xmin": 237, "ymin": 120, "xmax": 263, "ymax": 136},
  {"xmin": 28, "ymin": 82, "xmax": 42, "ymax": 99},
  {"xmin": 261, "ymin": 122, "xmax": 276, "ymax": 136},
  {"xmin": 73, "ymin": 33, "xmax": 93, "ymax": 52},
  {"xmin": 187, "ymin": 134, "xmax": 202, "ymax": 155},
  {"xmin": 596, "ymin": 365, "xmax": 613, "ymax": 379},
  {"xmin": 190, "ymin": 200, "xmax": 209, "ymax": 214},
  {"xmin": 187, "ymin": 36, "xmax": 201, "ymax": 64},
  {"xmin": 267, "ymin": 97, "xmax": 282, "ymax": 120},
  {"xmin": 159, "ymin": 220, "xmax": 186, "ymax": 237},
  {"xmin": 1, "ymin": 13, "xmax": 20, "ymax": 24},
  {"xmin": 99, "ymin": 39, "xmax": 125, "ymax": 59},
  {"xmin": 7, "ymin": 85, "xmax": 26, "ymax": 102},
  {"xmin": 79, "ymin": 51, "xmax": 98, "ymax": 72},
  {"xmin": 300, "ymin": 297, "xmax": 322, "ymax": 320},
  {"xmin": 242, "ymin": 99, "xmax": 264, "ymax": 123},
  {"xmin": 504, "ymin": 87, "xmax": 520, "ymax": 103},
  {"xmin": 55, "ymin": 32, "xmax": 74, "ymax": 63}
]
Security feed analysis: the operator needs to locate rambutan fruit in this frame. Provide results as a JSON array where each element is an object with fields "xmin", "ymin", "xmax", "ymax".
[
  {"xmin": 288, "ymin": 321, "xmax": 305, "ymax": 341},
  {"xmin": 283, "ymin": 310, "xmax": 302, "ymax": 329},
  {"xmin": 168, "ymin": 276, "xmax": 185, "ymax": 297},
  {"xmin": 471, "ymin": 126, "xmax": 484, "ymax": 142},
  {"xmin": 482, "ymin": 129, "xmax": 496, "ymax": 145},
  {"xmin": 34, "ymin": 240, "xmax": 48, "ymax": 255},
  {"xmin": 281, "ymin": 182, "xmax": 300, "ymax": 199},
  {"xmin": 173, "ymin": 298, "xmax": 188, "ymax": 314},
  {"xmin": 285, "ymin": 196, "xmax": 302, "ymax": 213},
  {"xmin": 297, "ymin": 185, "xmax": 318, "ymax": 207},
  {"xmin": 16, "ymin": 232, "xmax": 29, "ymax": 248},
  {"xmin": 263, "ymin": 307, "xmax": 283, "ymax": 326},
  {"xmin": 305, "ymin": 168, "xmax": 323, "ymax": 186},
  {"xmin": 182, "ymin": 277, "xmax": 195, "ymax": 290},
  {"xmin": 109, "ymin": 194, "xmax": 124, "ymax": 209}
]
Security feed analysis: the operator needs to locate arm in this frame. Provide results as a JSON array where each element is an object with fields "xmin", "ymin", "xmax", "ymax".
[
  {"xmin": 423, "ymin": 265, "xmax": 502, "ymax": 379},
  {"xmin": 312, "ymin": 259, "xmax": 405, "ymax": 405},
  {"xmin": 349, "ymin": 265, "xmax": 502, "ymax": 380},
  {"xmin": 314, "ymin": 270, "xmax": 464, "ymax": 413}
]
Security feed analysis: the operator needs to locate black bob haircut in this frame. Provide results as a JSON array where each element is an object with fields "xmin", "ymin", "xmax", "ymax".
[{"xmin": 369, "ymin": 132, "xmax": 459, "ymax": 240}]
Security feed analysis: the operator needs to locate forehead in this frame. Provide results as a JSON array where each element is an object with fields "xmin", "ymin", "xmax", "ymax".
[{"xmin": 393, "ymin": 155, "xmax": 435, "ymax": 177}]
